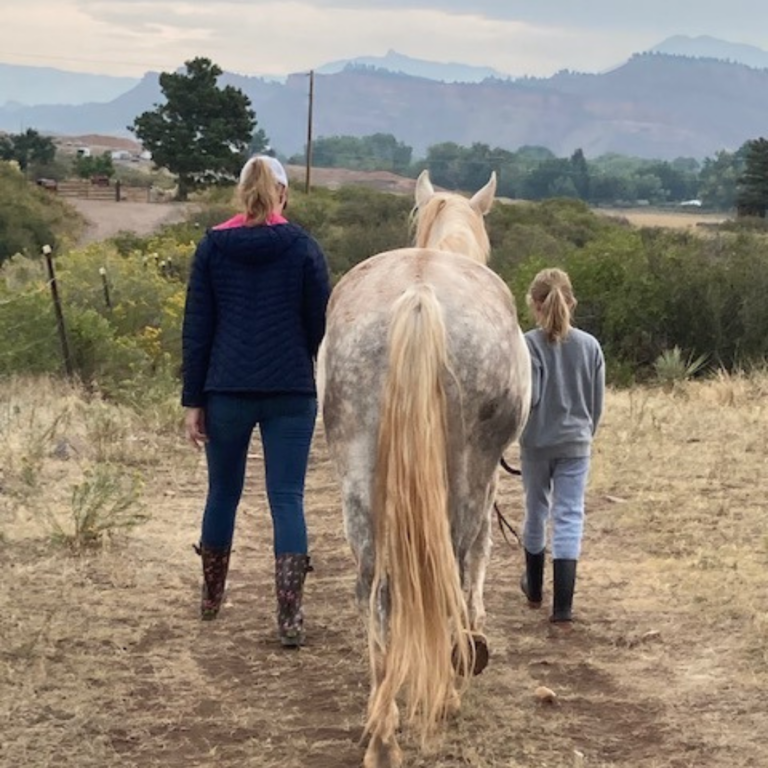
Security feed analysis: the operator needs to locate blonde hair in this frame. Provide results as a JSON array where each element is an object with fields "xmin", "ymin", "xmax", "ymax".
[
  {"xmin": 527, "ymin": 268, "xmax": 576, "ymax": 343},
  {"xmin": 237, "ymin": 158, "xmax": 283, "ymax": 225}
]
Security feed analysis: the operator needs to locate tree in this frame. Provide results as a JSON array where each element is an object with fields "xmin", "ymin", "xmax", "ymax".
[
  {"xmin": 129, "ymin": 58, "xmax": 257, "ymax": 200},
  {"xmin": 423, "ymin": 142, "xmax": 465, "ymax": 189},
  {"xmin": 522, "ymin": 158, "xmax": 573, "ymax": 200},
  {"xmin": 292, "ymin": 133, "xmax": 413, "ymax": 174},
  {"xmin": 0, "ymin": 129, "xmax": 56, "ymax": 172},
  {"xmin": 249, "ymin": 128, "xmax": 270, "ymax": 156},
  {"xmin": 736, "ymin": 138, "xmax": 768, "ymax": 218},
  {"xmin": 74, "ymin": 152, "xmax": 115, "ymax": 179},
  {"xmin": 569, "ymin": 149, "xmax": 590, "ymax": 200}
]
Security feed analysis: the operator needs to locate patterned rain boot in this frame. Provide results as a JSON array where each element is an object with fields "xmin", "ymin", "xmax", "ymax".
[
  {"xmin": 275, "ymin": 553, "xmax": 313, "ymax": 648},
  {"xmin": 520, "ymin": 549, "xmax": 545, "ymax": 609},
  {"xmin": 194, "ymin": 543, "xmax": 231, "ymax": 621}
]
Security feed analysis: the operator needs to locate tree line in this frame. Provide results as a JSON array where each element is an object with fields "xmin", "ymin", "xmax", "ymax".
[{"xmin": 290, "ymin": 138, "xmax": 763, "ymax": 212}]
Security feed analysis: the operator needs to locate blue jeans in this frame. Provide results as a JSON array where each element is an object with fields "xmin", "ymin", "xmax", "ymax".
[
  {"xmin": 521, "ymin": 456, "xmax": 591, "ymax": 560},
  {"xmin": 201, "ymin": 393, "xmax": 318, "ymax": 555}
]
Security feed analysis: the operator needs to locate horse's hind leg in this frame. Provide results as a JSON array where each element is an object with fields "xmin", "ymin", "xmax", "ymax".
[
  {"xmin": 463, "ymin": 498, "xmax": 493, "ymax": 676},
  {"xmin": 364, "ymin": 643, "xmax": 402, "ymax": 768},
  {"xmin": 343, "ymin": 489, "xmax": 402, "ymax": 767},
  {"xmin": 466, "ymin": 503, "xmax": 493, "ymax": 633}
]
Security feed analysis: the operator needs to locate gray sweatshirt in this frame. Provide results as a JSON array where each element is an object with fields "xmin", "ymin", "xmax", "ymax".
[{"xmin": 519, "ymin": 327, "xmax": 605, "ymax": 459}]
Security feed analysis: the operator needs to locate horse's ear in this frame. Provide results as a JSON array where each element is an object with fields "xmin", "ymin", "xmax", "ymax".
[
  {"xmin": 415, "ymin": 170, "xmax": 435, "ymax": 208},
  {"xmin": 470, "ymin": 171, "xmax": 497, "ymax": 216}
]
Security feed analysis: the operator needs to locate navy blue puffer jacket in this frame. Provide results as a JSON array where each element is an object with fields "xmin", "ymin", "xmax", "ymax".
[{"xmin": 181, "ymin": 223, "xmax": 331, "ymax": 407}]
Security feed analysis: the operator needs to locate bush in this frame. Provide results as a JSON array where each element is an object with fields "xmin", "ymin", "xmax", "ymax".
[
  {"xmin": 3, "ymin": 185, "xmax": 768, "ymax": 393},
  {"xmin": 0, "ymin": 162, "xmax": 84, "ymax": 263},
  {"xmin": 513, "ymin": 225, "xmax": 768, "ymax": 377},
  {"xmin": 0, "ymin": 239, "xmax": 188, "ymax": 396},
  {"xmin": 46, "ymin": 463, "xmax": 147, "ymax": 552}
]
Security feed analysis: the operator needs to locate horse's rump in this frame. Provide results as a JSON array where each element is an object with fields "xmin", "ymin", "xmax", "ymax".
[{"xmin": 322, "ymin": 247, "xmax": 529, "ymax": 467}]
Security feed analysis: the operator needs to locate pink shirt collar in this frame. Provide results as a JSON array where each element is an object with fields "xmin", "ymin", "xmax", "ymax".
[{"xmin": 213, "ymin": 212, "xmax": 288, "ymax": 230}]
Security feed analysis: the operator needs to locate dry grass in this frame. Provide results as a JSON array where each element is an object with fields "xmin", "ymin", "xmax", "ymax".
[
  {"xmin": 599, "ymin": 208, "xmax": 731, "ymax": 231},
  {"xmin": 1, "ymin": 372, "xmax": 767, "ymax": 767}
]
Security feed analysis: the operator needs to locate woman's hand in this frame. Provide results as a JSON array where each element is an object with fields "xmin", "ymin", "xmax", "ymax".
[{"xmin": 185, "ymin": 407, "xmax": 208, "ymax": 449}]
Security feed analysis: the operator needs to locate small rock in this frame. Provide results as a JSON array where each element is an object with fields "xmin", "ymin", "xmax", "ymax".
[
  {"xmin": 50, "ymin": 438, "xmax": 73, "ymax": 460},
  {"xmin": 535, "ymin": 685, "xmax": 558, "ymax": 704}
]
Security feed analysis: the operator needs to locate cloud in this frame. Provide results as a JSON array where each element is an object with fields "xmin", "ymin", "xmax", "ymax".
[
  {"xmin": 65, "ymin": 1, "xmax": 652, "ymax": 77},
  {"xmin": 79, "ymin": 0, "xmax": 768, "ymax": 38},
  {"xmin": 2, "ymin": 0, "xmax": 766, "ymax": 78}
]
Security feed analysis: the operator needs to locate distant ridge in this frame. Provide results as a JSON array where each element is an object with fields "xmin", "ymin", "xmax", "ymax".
[
  {"xmin": 316, "ymin": 49, "xmax": 509, "ymax": 83},
  {"xmin": 650, "ymin": 35, "xmax": 768, "ymax": 70},
  {"xmin": 0, "ymin": 62, "xmax": 138, "ymax": 107}
]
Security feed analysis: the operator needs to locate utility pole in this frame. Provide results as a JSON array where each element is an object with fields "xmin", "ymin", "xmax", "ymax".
[{"xmin": 305, "ymin": 69, "xmax": 315, "ymax": 194}]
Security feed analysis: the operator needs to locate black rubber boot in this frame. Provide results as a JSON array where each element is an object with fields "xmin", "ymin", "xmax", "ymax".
[
  {"xmin": 551, "ymin": 559, "xmax": 578, "ymax": 624},
  {"xmin": 520, "ymin": 549, "xmax": 545, "ymax": 608},
  {"xmin": 275, "ymin": 553, "xmax": 313, "ymax": 648},
  {"xmin": 194, "ymin": 543, "xmax": 231, "ymax": 621}
]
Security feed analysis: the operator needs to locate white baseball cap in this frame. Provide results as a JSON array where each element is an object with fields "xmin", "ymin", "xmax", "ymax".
[{"xmin": 239, "ymin": 155, "xmax": 288, "ymax": 187}]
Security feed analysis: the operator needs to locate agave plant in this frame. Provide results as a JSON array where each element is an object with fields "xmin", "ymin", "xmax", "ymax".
[{"xmin": 654, "ymin": 346, "xmax": 709, "ymax": 391}]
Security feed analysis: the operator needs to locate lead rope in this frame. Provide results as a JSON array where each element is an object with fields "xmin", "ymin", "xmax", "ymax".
[{"xmin": 495, "ymin": 456, "xmax": 523, "ymax": 548}]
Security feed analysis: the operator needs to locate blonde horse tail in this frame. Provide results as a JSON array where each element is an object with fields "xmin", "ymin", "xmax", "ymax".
[{"xmin": 366, "ymin": 284, "xmax": 473, "ymax": 747}]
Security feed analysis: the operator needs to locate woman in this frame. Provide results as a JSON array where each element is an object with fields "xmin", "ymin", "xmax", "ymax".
[
  {"xmin": 182, "ymin": 155, "xmax": 331, "ymax": 647},
  {"xmin": 518, "ymin": 268, "xmax": 605, "ymax": 628}
]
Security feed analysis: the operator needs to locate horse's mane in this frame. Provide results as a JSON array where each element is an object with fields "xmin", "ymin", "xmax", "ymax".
[{"xmin": 412, "ymin": 193, "xmax": 490, "ymax": 265}]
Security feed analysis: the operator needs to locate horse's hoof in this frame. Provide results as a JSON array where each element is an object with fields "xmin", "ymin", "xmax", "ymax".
[
  {"xmin": 453, "ymin": 633, "xmax": 490, "ymax": 676},
  {"xmin": 471, "ymin": 633, "xmax": 489, "ymax": 675}
]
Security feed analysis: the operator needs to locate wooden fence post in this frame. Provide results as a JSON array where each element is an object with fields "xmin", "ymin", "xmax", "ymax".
[{"xmin": 43, "ymin": 244, "xmax": 74, "ymax": 379}]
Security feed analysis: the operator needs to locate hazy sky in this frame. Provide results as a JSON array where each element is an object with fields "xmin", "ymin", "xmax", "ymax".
[{"xmin": 1, "ymin": 0, "xmax": 767, "ymax": 78}]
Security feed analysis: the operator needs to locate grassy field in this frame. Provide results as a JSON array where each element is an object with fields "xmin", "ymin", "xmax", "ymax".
[
  {"xmin": 1, "ymin": 369, "xmax": 767, "ymax": 768},
  {"xmin": 598, "ymin": 208, "xmax": 731, "ymax": 231}
]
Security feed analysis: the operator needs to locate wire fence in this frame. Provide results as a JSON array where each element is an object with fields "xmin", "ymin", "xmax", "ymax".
[{"xmin": 0, "ymin": 246, "xmax": 179, "ymax": 383}]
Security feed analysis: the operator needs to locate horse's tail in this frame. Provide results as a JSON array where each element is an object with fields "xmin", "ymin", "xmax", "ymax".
[{"xmin": 366, "ymin": 284, "xmax": 473, "ymax": 747}]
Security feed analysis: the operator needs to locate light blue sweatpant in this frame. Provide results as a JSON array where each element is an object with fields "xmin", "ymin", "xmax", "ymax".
[{"xmin": 521, "ymin": 455, "xmax": 591, "ymax": 560}]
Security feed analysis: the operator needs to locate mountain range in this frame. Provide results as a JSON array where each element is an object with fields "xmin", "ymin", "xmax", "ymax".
[{"xmin": 2, "ymin": 36, "xmax": 768, "ymax": 160}]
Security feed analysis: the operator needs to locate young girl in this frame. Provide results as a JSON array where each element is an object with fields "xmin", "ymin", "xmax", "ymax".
[{"xmin": 519, "ymin": 268, "xmax": 605, "ymax": 627}]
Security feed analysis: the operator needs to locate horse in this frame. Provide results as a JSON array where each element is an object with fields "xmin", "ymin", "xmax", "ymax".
[{"xmin": 317, "ymin": 170, "xmax": 531, "ymax": 768}]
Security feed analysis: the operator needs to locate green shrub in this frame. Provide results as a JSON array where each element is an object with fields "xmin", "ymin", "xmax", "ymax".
[
  {"xmin": 0, "ymin": 162, "xmax": 84, "ymax": 264},
  {"xmin": 3, "ymin": 185, "xmax": 768, "ymax": 394}
]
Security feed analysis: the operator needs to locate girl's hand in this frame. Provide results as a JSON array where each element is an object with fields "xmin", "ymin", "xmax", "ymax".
[{"xmin": 185, "ymin": 407, "xmax": 208, "ymax": 449}]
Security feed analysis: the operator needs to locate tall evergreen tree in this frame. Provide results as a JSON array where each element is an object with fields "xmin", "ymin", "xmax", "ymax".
[
  {"xmin": 736, "ymin": 137, "xmax": 768, "ymax": 218},
  {"xmin": 130, "ymin": 58, "xmax": 257, "ymax": 200},
  {"xmin": 570, "ymin": 148, "xmax": 591, "ymax": 200}
]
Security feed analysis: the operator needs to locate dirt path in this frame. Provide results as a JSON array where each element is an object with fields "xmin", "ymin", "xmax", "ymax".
[
  {"xmin": 70, "ymin": 199, "xmax": 193, "ymax": 245},
  {"xmin": 2, "ymin": 377, "xmax": 767, "ymax": 768}
]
